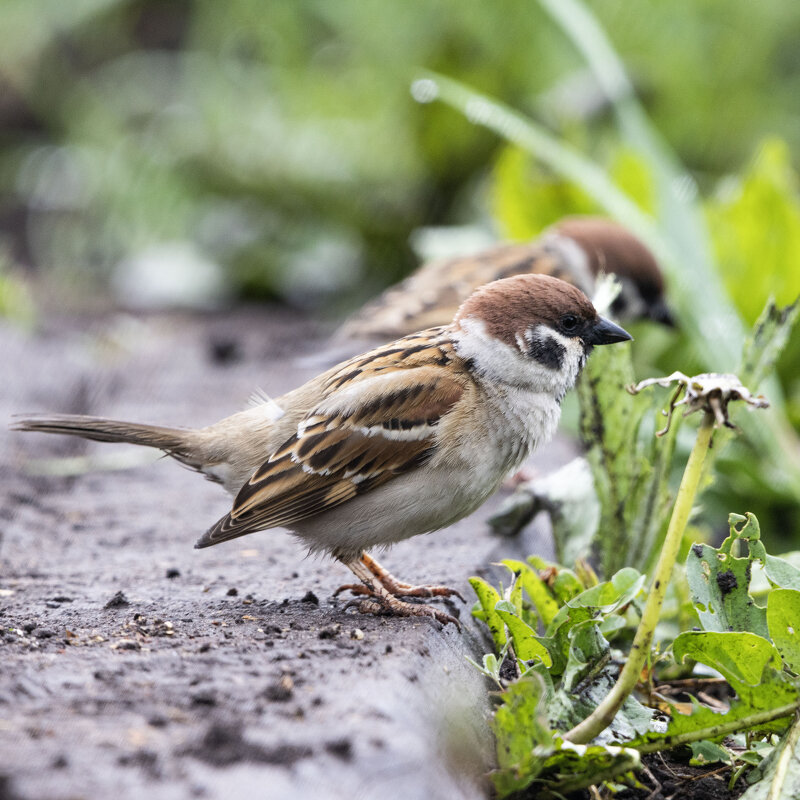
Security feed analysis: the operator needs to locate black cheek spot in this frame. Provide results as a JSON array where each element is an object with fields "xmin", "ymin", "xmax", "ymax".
[{"xmin": 527, "ymin": 335, "xmax": 566, "ymax": 370}]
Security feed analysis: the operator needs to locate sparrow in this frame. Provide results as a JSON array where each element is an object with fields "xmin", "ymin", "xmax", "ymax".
[
  {"xmin": 12, "ymin": 274, "xmax": 632, "ymax": 627},
  {"xmin": 338, "ymin": 216, "xmax": 672, "ymax": 341}
]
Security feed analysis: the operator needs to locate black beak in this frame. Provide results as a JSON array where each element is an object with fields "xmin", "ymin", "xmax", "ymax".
[{"xmin": 587, "ymin": 316, "xmax": 633, "ymax": 345}]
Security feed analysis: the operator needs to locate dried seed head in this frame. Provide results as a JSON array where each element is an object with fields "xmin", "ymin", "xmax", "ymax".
[{"xmin": 627, "ymin": 371, "xmax": 769, "ymax": 436}]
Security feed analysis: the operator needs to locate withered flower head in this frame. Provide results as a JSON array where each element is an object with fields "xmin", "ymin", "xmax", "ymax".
[{"xmin": 627, "ymin": 371, "xmax": 769, "ymax": 436}]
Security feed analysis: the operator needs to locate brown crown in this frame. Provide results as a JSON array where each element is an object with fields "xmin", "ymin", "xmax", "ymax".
[
  {"xmin": 552, "ymin": 217, "xmax": 664, "ymax": 302},
  {"xmin": 454, "ymin": 273, "xmax": 598, "ymax": 349}
]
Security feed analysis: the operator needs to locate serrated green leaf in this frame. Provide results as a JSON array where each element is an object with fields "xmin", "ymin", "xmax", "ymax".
[
  {"xmin": 630, "ymin": 670, "xmax": 800, "ymax": 752},
  {"xmin": 491, "ymin": 670, "xmax": 642, "ymax": 798},
  {"xmin": 673, "ymin": 631, "xmax": 782, "ymax": 692},
  {"xmin": 495, "ymin": 605, "xmax": 553, "ymax": 667},
  {"xmin": 469, "ymin": 576, "xmax": 506, "ymax": 651},
  {"xmin": 539, "ymin": 738, "xmax": 640, "ymax": 797},
  {"xmin": 686, "ymin": 527, "xmax": 769, "ymax": 639},
  {"xmin": 491, "ymin": 675, "xmax": 552, "ymax": 796},
  {"xmin": 767, "ymin": 589, "xmax": 800, "ymax": 673},
  {"xmin": 501, "ymin": 558, "xmax": 560, "ymax": 627}
]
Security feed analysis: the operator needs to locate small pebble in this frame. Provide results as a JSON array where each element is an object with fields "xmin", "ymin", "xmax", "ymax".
[
  {"xmin": 263, "ymin": 675, "xmax": 294, "ymax": 702},
  {"xmin": 325, "ymin": 738, "xmax": 353, "ymax": 761},
  {"xmin": 350, "ymin": 629, "xmax": 364, "ymax": 640},
  {"xmin": 166, "ymin": 568, "xmax": 181, "ymax": 579},
  {"xmin": 104, "ymin": 591, "xmax": 129, "ymax": 609},
  {"xmin": 226, "ymin": 587, "xmax": 238, "ymax": 597},
  {"xmin": 301, "ymin": 591, "xmax": 319, "ymax": 605},
  {"xmin": 191, "ymin": 691, "xmax": 217, "ymax": 707},
  {"xmin": 319, "ymin": 624, "xmax": 341, "ymax": 640}
]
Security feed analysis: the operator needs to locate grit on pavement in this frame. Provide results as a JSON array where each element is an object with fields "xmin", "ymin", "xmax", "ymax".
[{"xmin": 0, "ymin": 304, "xmax": 567, "ymax": 800}]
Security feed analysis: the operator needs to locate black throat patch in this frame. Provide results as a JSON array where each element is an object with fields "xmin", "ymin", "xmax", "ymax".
[{"xmin": 527, "ymin": 331, "xmax": 566, "ymax": 370}]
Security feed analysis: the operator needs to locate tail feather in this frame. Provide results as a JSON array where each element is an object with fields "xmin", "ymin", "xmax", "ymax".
[{"xmin": 11, "ymin": 414, "xmax": 199, "ymax": 465}]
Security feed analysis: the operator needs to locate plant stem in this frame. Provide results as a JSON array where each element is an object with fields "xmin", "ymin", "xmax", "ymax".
[
  {"xmin": 564, "ymin": 411, "xmax": 716, "ymax": 744},
  {"xmin": 768, "ymin": 711, "xmax": 800, "ymax": 800},
  {"xmin": 635, "ymin": 701, "xmax": 800, "ymax": 755}
]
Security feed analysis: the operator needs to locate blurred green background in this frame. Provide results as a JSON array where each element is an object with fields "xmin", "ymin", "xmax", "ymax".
[
  {"xmin": 3, "ymin": 0, "xmax": 800, "ymax": 548},
  {"xmin": 1, "ymin": 0, "xmax": 799, "ymax": 313}
]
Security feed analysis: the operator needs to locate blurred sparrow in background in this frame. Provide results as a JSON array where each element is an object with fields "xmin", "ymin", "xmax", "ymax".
[{"xmin": 339, "ymin": 216, "xmax": 671, "ymax": 341}]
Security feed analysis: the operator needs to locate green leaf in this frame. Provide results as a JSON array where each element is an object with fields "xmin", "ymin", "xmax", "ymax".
[
  {"xmin": 673, "ymin": 631, "xmax": 783, "ymax": 692},
  {"xmin": 491, "ymin": 145, "xmax": 595, "ymax": 241},
  {"xmin": 630, "ymin": 670, "xmax": 800, "ymax": 752},
  {"xmin": 689, "ymin": 740, "xmax": 732, "ymax": 766},
  {"xmin": 610, "ymin": 148, "xmax": 656, "ymax": 215},
  {"xmin": 491, "ymin": 674, "xmax": 641, "ymax": 798},
  {"xmin": 469, "ymin": 576, "xmax": 507, "ymax": 651},
  {"xmin": 495, "ymin": 604, "xmax": 553, "ymax": 667},
  {"xmin": 562, "ymin": 620, "xmax": 609, "ymax": 692},
  {"xmin": 491, "ymin": 675, "xmax": 552, "ymax": 796},
  {"xmin": 538, "ymin": 737, "xmax": 640, "ymax": 797},
  {"xmin": 538, "ymin": 604, "xmax": 594, "ymax": 677},
  {"xmin": 501, "ymin": 558, "xmax": 560, "ymax": 627},
  {"xmin": 765, "ymin": 554, "xmax": 800, "ymax": 591},
  {"xmin": 686, "ymin": 515, "xmax": 769, "ymax": 639},
  {"xmin": 738, "ymin": 716, "xmax": 800, "ymax": 800},
  {"xmin": 707, "ymin": 139, "xmax": 800, "ymax": 326},
  {"xmin": 739, "ymin": 298, "xmax": 800, "ymax": 392},
  {"xmin": 527, "ymin": 556, "xmax": 584, "ymax": 603},
  {"xmin": 767, "ymin": 589, "xmax": 800, "ymax": 672},
  {"xmin": 570, "ymin": 567, "xmax": 646, "ymax": 614},
  {"xmin": 578, "ymin": 341, "xmax": 678, "ymax": 575}
]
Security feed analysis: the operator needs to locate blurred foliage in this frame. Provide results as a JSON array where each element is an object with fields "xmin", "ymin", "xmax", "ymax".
[{"xmin": 0, "ymin": 0, "xmax": 800, "ymax": 313}]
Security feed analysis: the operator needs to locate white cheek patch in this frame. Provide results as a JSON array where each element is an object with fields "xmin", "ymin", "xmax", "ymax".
[
  {"xmin": 453, "ymin": 317, "xmax": 536, "ymax": 388},
  {"xmin": 454, "ymin": 317, "xmax": 589, "ymax": 402}
]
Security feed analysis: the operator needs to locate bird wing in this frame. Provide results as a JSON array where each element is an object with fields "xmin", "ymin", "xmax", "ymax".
[{"xmin": 196, "ymin": 333, "xmax": 467, "ymax": 548}]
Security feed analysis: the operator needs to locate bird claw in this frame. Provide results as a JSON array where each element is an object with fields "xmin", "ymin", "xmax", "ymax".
[
  {"xmin": 343, "ymin": 592, "xmax": 461, "ymax": 629},
  {"xmin": 334, "ymin": 580, "xmax": 464, "ymax": 602}
]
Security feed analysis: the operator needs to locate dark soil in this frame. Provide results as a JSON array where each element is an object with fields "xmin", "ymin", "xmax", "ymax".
[
  {"xmin": 617, "ymin": 751, "xmax": 745, "ymax": 800},
  {"xmin": 0, "ymin": 304, "xmax": 565, "ymax": 800}
]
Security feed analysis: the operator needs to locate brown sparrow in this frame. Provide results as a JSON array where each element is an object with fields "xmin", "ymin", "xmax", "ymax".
[
  {"xmin": 12, "ymin": 275, "xmax": 631, "ymax": 627},
  {"xmin": 339, "ymin": 216, "xmax": 671, "ymax": 340}
]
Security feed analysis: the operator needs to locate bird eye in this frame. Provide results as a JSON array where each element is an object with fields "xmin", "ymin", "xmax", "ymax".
[{"xmin": 560, "ymin": 314, "xmax": 580, "ymax": 333}]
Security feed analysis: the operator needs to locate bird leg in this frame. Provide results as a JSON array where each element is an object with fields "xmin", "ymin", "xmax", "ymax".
[
  {"xmin": 335, "ymin": 552, "xmax": 465, "ymax": 601},
  {"xmin": 337, "ymin": 554, "xmax": 462, "ymax": 628}
]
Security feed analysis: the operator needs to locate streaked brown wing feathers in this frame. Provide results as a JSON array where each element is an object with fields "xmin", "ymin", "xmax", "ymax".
[{"xmin": 196, "ymin": 349, "xmax": 467, "ymax": 548}]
